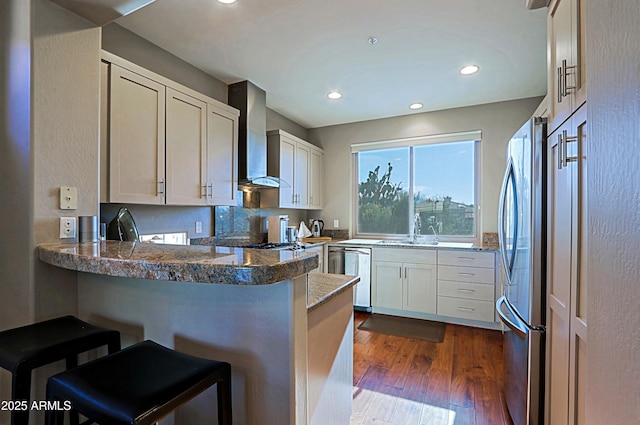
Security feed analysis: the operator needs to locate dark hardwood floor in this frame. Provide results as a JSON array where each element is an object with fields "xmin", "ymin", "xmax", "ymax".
[{"xmin": 351, "ymin": 312, "xmax": 514, "ymax": 425}]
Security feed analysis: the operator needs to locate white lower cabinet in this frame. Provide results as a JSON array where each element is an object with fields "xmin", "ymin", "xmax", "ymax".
[
  {"xmin": 436, "ymin": 250, "xmax": 496, "ymax": 323},
  {"xmin": 372, "ymin": 248, "xmax": 437, "ymax": 315},
  {"xmin": 372, "ymin": 246, "xmax": 497, "ymax": 327}
]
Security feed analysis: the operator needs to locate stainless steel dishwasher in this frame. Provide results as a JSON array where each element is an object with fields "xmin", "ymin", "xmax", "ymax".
[{"xmin": 328, "ymin": 245, "xmax": 371, "ymax": 312}]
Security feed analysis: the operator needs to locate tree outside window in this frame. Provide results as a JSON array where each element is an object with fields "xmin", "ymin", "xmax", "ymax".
[{"xmin": 356, "ymin": 140, "xmax": 477, "ymax": 238}]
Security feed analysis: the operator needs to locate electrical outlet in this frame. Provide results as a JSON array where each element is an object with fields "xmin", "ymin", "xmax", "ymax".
[
  {"xmin": 333, "ymin": 219, "xmax": 339, "ymax": 228},
  {"xmin": 195, "ymin": 221, "xmax": 203, "ymax": 234},
  {"xmin": 60, "ymin": 217, "xmax": 77, "ymax": 239}
]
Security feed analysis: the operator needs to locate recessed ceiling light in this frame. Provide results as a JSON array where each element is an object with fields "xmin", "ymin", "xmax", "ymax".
[
  {"xmin": 217, "ymin": 0, "xmax": 236, "ymax": 3},
  {"xmin": 460, "ymin": 65, "xmax": 480, "ymax": 75},
  {"xmin": 409, "ymin": 103, "xmax": 423, "ymax": 110},
  {"xmin": 327, "ymin": 91, "xmax": 342, "ymax": 100}
]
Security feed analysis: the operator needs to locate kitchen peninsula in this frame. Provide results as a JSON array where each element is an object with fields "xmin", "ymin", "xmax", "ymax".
[{"xmin": 38, "ymin": 241, "xmax": 358, "ymax": 425}]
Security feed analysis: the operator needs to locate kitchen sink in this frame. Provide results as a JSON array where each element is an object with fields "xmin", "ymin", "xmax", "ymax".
[{"xmin": 376, "ymin": 240, "xmax": 474, "ymax": 249}]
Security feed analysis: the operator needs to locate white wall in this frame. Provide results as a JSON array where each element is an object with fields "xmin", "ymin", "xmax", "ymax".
[
  {"xmin": 585, "ymin": 1, "xmax": 640, "ymax": 422},
  {"xmin": 308, "ymin": 97, "xmax": 543, "ymax": 237}
]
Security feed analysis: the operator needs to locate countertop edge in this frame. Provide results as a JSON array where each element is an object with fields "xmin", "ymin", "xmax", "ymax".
[
  {"xmin": 307, "ymin": 273, "xmax": 360, "ymax": 312},
  {"xmin": 38, "ymin": 242, "xmax": 319, "ymax": 285}
]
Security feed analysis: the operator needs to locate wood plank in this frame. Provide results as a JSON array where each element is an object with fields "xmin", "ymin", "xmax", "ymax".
[{"xmin": 352, "ymin": 312, "xmax": 512, "ymax": 425}]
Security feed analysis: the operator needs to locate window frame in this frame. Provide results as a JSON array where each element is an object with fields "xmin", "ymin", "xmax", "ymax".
[{"xmin": 352, "ymin": 131, "xmax": 482, "ymax": 242}]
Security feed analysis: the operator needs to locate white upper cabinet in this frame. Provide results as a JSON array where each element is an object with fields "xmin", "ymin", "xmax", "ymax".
[
  {"xmin": 548, "ymin": 0, "xmax": 586, "ymax": 133},
  {"xmin": 309, "ymin": 146, "xmax": 324, "ymax": 210},
  {"xmin": 101, "ymin": 52, "xmax": 239, "ymax": 206},
  {"xmin": 206, "ymin": 102, "xmax": 239, "ymax": 206},
  {"xmin": 165, "ymin": 87, "xmax": 207, "ymax": 206},
  {"xmin": 108, "ymin": 64, "xmax": 166, "ymax": 205},
  {"xmin": 264, "ymin": 129, "xmax": 324, "ymax": 210}
]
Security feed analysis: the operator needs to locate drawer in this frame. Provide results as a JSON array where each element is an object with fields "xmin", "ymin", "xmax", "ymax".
[
  {"xmin": 437, "ymin": 280, "xmax": 494, "ymax": 302},
  {"xmin": 437, "ymin": 296, "xmax": 495, "ymax": 322},
  {"xmin": 437, "ymin": 250, "xmax": 495, "ymax": 268},
  {"xmin": 372, "ymin": 247, "xmax": 436, "ymax": 265},
  {"xmin": 438, "ymin": 265, "xmax": 495, "ymax": 284}
]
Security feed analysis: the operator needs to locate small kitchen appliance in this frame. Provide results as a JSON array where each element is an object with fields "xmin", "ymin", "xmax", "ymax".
[
  {"xmin": 107, "ymin": 207, "xmax": 140, "ymax": 242},
  {"xmin": 268, "ymin": 215, "xmax": 289, "ymax": 243},
  {"xmin": 311, "ymin": 220, "xmax": 324, "ymax": 238}
]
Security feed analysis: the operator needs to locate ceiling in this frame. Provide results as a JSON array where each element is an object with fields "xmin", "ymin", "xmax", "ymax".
[{"xmin": 115, "ymin": 0, "xmax": 548, "ymax": 129}]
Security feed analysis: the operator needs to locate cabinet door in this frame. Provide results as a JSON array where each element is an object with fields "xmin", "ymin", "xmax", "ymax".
[
  {"xmin": 206, "ymin": 103, "xmax": 238, "ymax": 205},
  {"xmin": 100, "ymin": 61, "xmax": 109, "ymax": 203},
  {"xmin": 295, "ymin": 142, "xmax": 310, "ymax": 208},
  {"xmin": 109, "ymin": 65, "xmax": 165, "ymax": 204},
  {"xmin": 403, "ymin": 263, "xmax": 437, "ymax": 314},
  {"xmin": 547, "ymin": 119, "xmax": 572, "ymax": 425},
  {"xmin": 568, "ymin": 107, "xmax": 587, "ymax": 425},
  {"xmin": 279, "ymin": 137, "xmax": 296, "ymax": 208},
  {"xmin": 372, "ymin": 261, "xmax": 403, "ymax": 310},
  {"xmin": 165, "ymin": 88, "xmax": 207, "ymax": 205},
  {"xmin": 548, "ymin": 0, "xmax": 573, "ymax": 129},
  {"xmin": 309, "ymin": 147, "xmax": 324, "ymax": 209}
]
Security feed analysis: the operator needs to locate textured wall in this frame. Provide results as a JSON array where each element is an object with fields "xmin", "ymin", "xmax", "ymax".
[
  {"xmin": 308, "ymin": 96, "xmax": 543, "ymax": 237},
  {"xmin": 0, "ymin": 2, "xmax": 33, "ymax": 420},
  {"xmin": 585, "ymin": 0, "xmax": 640, "ymax": 423}
]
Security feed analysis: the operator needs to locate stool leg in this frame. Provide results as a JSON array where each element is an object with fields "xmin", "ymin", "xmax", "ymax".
[
  {"xmin": 11, "ymin": 368, "xmax": 31, "ymax": 425},
  {"xmin": 65, "ymin": 356, "xmax": 80, "ymax": 425},
  {"xmin": 217, "ymin": 368, "xmax": 232, "ymax": 425}
]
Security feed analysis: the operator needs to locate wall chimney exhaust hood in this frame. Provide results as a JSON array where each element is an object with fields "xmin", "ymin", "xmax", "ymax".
[
  {"xmin": 48, "ymin": 0, "xmax": 156, "ymax": 26},
  {"xmin": 228, "ymin": 81, "xmax": 286, "ymax": 190}
]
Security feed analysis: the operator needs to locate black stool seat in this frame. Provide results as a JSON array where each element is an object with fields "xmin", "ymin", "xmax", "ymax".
[
  {"xmin": 46, "ymin": 340, "xmax": 232, "ymax": 425},
  {"xmin": 0, "ymin": 315, "xmax": 120, "ymax": 425}
]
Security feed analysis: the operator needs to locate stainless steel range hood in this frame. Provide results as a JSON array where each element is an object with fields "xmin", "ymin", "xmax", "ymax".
[{"xmin": 228, "ymin": 81, "xmax": 284, "ymax": 190}]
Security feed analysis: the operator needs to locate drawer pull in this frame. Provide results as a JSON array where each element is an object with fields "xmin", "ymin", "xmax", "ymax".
[
  {"xmin": 457, "ymin": 307, "xmax": 475, "ymax": 312},
  {"xmin": 458, "ymin": 272, "xmax": 476, "ymax": 277},
  {"xmin": 458, "ymin": 289, "xmax": 476, "ymax": 293}
]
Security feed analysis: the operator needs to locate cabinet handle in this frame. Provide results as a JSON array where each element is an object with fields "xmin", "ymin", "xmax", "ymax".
[
  {"xmin": 158, "ymin": 180, "xmax": 165, "ymax": 196},
  {"xmin": 561, "ymin": 59, "xmax": 576, "ymax": 97},
  {"xmin": 399, "ymin": 267, "xmax": 402, "ymax": 279},
  {"xmin": 457, "ymin": 257, "xmax": 475, "ymax": 261},
  {"xmin": 558, "ymin": 130, "xmax": 579, "ymax": 169},
  {"xmin": 458, "ymin": 288, "xmax": 476, "ymax": 293},
  {"xmin": 201, "ymin": 184, "xmax": 207, "ymax": 198},
  {"xmin": 457, "ymin": 307, "xmax": 475, "ymax": 312},
  {"xmin": 458, "ymin": 272, "xmax": 475, "ymax": 277},
  {"xmin": 404, "ymin": 267, "xmax": 407, "ymax": 279},
  {"xmin": 557, "ymin": 65, "xmax": 563, "ymax": 103},
  {"xmin": 563, "ymin": 129, "xmax": 579, "ymax": 165}
]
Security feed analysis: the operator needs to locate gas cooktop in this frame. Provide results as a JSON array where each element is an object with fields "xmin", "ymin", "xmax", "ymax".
[{"xmin": 241, "ymin": 242, "xmax": 303, "ymax": 251}]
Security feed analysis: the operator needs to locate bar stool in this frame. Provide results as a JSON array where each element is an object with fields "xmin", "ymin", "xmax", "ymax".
[
  {"xmin": 45, "ymin": 340, "xmax": 232, "ymax": 425},
  {"xmin": 0, "ymin": 315, "xmax": 121, "ymax": 425}
]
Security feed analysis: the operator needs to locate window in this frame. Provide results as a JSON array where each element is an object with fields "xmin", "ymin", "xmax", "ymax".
[{"xmin": 353, "ymin": 131, "xmax": 480, "ymax": 240}]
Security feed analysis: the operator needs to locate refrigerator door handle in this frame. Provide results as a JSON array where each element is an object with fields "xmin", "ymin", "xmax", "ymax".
[
  {"xmin": 497, "ymin": 296, "xmax": 545, "ymax": 339},
  {"xmin": 498, "ymin": 159, "xmax": 518, "ymax": 284}
]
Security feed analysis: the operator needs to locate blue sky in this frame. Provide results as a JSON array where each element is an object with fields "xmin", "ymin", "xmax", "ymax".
[{"xmin": 358, "ymin": 141, "xmax": 475, "ymax": 205}]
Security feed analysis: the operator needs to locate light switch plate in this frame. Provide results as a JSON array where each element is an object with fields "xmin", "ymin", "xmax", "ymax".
[{"xmin": 60, "ymin": 186, "xmax": 78, "ymax": 210}]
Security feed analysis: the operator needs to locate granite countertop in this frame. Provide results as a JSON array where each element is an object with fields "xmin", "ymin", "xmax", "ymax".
[
  {"xmin": 38, "ymin": 241, "xmax": 318, "ymax": 285},
  {"xmin": 307, "ymin": 273, "xmax": 360, "ymax": 312}
]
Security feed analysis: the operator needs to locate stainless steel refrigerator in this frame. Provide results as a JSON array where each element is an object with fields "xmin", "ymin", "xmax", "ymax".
[{"xmin": 496, "ymin": 116, "xmax": 547, "ymax": 425}]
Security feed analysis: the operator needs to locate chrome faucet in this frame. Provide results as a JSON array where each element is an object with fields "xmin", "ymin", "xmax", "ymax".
[
  {"xmin": 427, "ymin": 225, "xmax": 439, "ymax": 244},
  {"xmin": 412, "ymin": 213, "xmax": 422, "ymax": 242}
]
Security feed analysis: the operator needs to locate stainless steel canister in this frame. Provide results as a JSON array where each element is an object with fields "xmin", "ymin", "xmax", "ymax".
[{"xmin": 79, "ymin": 215, "xmax": 98, "ymax": 243}]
